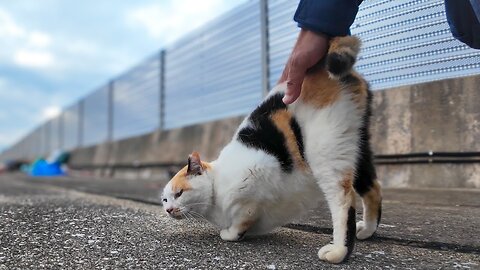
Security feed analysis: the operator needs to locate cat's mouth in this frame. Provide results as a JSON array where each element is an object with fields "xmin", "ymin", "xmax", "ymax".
[{"xmin": 167, "ymin": 209, "xmax": 185, "ymax": 219}]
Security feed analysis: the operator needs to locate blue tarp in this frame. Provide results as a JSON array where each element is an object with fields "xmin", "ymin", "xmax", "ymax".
[{"xmin": 29, "ymin": 159, "xmax": 65, "ymax": 177}]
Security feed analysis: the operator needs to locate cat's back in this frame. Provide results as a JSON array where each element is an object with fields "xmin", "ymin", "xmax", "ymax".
[
  {"xmin": 233, "ymin": 36, "xmax": 370, "ymax": 174},
  {"xmin": 235, "ymin": 90, "xmax": 308, "ymax": 174}
]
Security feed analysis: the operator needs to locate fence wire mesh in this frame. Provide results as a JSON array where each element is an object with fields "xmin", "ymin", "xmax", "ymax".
[{"xmin": 2, "ymin": 0, "xmax": 480, "ymax": 161}]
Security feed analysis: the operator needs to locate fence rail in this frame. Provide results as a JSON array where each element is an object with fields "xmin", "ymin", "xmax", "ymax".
[{"xmin": 2, "ymin": 0, "xmax": 480, "ymax": 161}]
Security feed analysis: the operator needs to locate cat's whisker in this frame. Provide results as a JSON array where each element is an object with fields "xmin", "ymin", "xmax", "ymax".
[
  {"xmin": 184, "ymin": 202, "xmax": 214, "ymax": 207},
  {"xmin": 186, "ymin": 213, "xmax": 196, "ymax": 223},
  {"xmin": 185, "ymin": 212, "xmax": 204, "ymax": 227},
  {"xmin": 188, "ymin": 213, "xmax": 210, "ymax": 229},
  {"xmin": 189, "ymin": 211, "xmax": 209, "ymax": 223}
]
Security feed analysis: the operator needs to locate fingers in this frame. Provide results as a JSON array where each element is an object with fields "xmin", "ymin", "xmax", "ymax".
[
  {"xmin": 282, "ymin": 53, "xmax": 308, "ymax": 104},
  {"xmin": 278, "ymin": 58, "xmax": 289, "ymax": 84},
  {"xmin": 278, "ymin": 29, "xmax": 329, "ymax": 105}
]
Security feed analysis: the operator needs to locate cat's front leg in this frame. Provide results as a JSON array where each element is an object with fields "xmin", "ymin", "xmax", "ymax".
[
  {"xmin": 220, "ymin": 205, "xmax": 257, "ymax": 241},
  {"xmin": 316, "ymin": 170, "xmax": 357, "ymax": 264}
]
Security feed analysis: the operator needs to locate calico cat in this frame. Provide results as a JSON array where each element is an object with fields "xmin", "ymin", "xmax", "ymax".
[{"xmin": 161, "ymin": 36, "xmax": 382, "ymax": 264}]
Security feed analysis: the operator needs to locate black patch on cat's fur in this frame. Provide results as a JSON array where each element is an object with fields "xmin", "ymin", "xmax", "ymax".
[
  {"xmin": 249, "ymin": 93, "xmax": 287, "ymax": 119},
  {"xmin": 340, "ymin": 73, "xmax": 360, "ymax": 86},
  {"xmin": 290, "ymin": 117, "xmax": 305, "ymax": 161},
  {"xmin": 353, "ymin": 89, "xmax": 377, "ymax": 196},
  {"xmin": 326, "ymin": 52, "xmax": 355, "ymax": 77},
  {"xmin": 345, "ymin": 206, "xmax": 356, "ymax": 260},
  {"xmin": 238, "ymin": 125, "xmax": 293, "ymax": 172},
  {"xmin": 238, "ymin": 231, "xmax": 247, "ymax": 240},
  {"xmin": 237, "ymin": 93, "xmax": 294, "ymax": 172},
  {"xmin": 353, "ymin": 88, "xmax": 382, "ymax": 228}
]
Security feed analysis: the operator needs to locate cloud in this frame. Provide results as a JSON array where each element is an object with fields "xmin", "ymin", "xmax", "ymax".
[
  {"xmin": 41, "ymin": 106, "xmax": 61, "ymax": 120},
  {"xmin": 126, "ymin": 0, "xmax": 245, "ymax": 44},
  {"xmin": 13, "ymin": 49, "xmax": 55, "ymax": 68},
  {"xmin": 0, "ymin": 8, "xmax": 26, "ymax": 38},
  {"xmin": 0, "ymin": 7, "xmax": 57, "ymax": 71},
  {"xmin": 0, "ymin": 0, "xmax": 249, "ymax": 152},
  {"xmin": 0, "ymin": 76, "xmax": 71, "ymax": 149},
  {"xmin": 28, "ymin": 31, "xmax": 52, "ymax": 47}
]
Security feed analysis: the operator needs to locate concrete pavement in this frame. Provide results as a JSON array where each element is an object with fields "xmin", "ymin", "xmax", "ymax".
[{"xmin": 0, "ymin": 173, "xmax": 479, "ymax": 269}]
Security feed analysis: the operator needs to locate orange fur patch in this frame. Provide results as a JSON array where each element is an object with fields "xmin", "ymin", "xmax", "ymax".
[
  {"xmin": 301, "ymin": 35, "xmax": 368, "ymax": 109},
  {"xmin": 363, "ymin": 180, "xmax": 382, "ymax": 222},
  {"xmin": 299, "ymin": 69, "xmax": 342, "ymax": 108},
  {"xmin": 270, "ymin": 110, "xmax": 308, "ymax": 170},
  {"xmin": 170, "ymin": 160, "xmax": 212, "ymax": 192},
  {"xmin": 300, "ymin": 67, "xmax": 368, "ymax": 110},
  {"xmin": 341, "ymin": 170, "xmax": 354, "ymax": 195},
  {"xmin": 340, "ymin": 170, "xmax": 356, "ymax": 208},
  {"xmin": 328, "ymin": 36, "xmax": 360, "ymax": 56},
  {"xmin": 240, "ymin": 220, "xmax": 255, "ymax": 231},
  {"xmin": 170, "ymin": 165, "xmax": 192, "ymax": 192},
  {"xmin": 201, "ymin": 161, "xmax": 212, "ymax": 170}
]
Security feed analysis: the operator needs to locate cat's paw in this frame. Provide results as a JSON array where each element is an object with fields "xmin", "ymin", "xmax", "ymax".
[
  {"xmin": 318, "ymin": 244, "xmax": 348, "ymax": 264},
  {"xmin": 220, "ymin": 229, "xmax": 241, "ymax": 241},
  {"xmin": 356, "ymin": 221, "xmax": 376, "ymax": 240}
]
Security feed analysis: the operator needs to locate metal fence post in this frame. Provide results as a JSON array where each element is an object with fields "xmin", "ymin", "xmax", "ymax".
[
  {"xmin": 107, "ymin": 81, "xmax": 114, "ymax": 142},
  {"xmin": 45, "ymin": 121, "xmax": 50, "ymax": 156},
  {"xmin": 78, "ymin": 100, "xmax": 84, "ymax": 148},
  {"xmin": 159, "ymin": 50, "xmax": 166, "ymax": 130},
  {"xmin": 260, "ymin": 0, "xmax": 270, "ymax": 96},
  {"xmin": 59, "ymin": 113, "xmax": 64, "ymax": 150}
]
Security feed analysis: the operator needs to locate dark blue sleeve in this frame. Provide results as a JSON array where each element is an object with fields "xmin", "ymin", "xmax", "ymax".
[
  {"xmin": 445, "ymin": 0, "xmax": 480, "ymax": 49},
  {"xmin": 470, "ymin": 0, "xmax": 480, "ymax": 20},
  {"xmin": 294, "ymin": 0, "xmax": 363, "ymax": 37}
]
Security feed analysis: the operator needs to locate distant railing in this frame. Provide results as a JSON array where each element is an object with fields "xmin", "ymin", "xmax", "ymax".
[{"xmin": 2, "ymin": 0, "xmax": 480, "ymax": 161}]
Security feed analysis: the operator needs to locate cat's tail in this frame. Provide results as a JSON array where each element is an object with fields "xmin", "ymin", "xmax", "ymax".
[{"xmin": 325, "ymin": 36, "xmax": 361, "ymax": 79}]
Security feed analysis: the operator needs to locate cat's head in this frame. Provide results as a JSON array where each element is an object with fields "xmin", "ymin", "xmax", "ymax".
[{"xmin": 161, "ymin": 152, "xmax": 213, "ymax": 219}]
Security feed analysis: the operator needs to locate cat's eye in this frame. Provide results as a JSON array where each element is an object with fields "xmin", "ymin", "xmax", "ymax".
[
  {"xmin": 162, "ymin": 198, "xmax": 167, "ymax": 203},
  {"xmin": 174, "ymin": 189, "xmax": 183, "ymax": 199}
]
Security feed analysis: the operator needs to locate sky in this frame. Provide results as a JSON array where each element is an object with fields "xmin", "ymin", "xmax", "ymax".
[{"xmin": 0, "ymin": 0, "xmax": 248, "ymax": 152}]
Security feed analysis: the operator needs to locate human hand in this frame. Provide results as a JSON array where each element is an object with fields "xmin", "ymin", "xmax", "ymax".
[{"xmin": 278, "ymin": 29, "xmax": 329, "ymax": 104}]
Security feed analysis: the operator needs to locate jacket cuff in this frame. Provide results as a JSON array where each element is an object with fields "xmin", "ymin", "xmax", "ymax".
[{"xmin": 293, "ymin": 0, "xmax": 361, "ymax": 37}]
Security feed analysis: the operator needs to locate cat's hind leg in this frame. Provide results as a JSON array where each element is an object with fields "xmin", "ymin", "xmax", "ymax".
[
  {"xmin": 220, "ymin": 204, "xmax": 257, "ymax": 241},
  {"xmin": 355, "ymin": 179, "xmax": 382, "ymax": 240},
  {"xmin": 315, "ymin": 170, "xmax": 357, "ymax": 264},
  {"xmin": 353, "ymin": 142, "xmax": 382, "ymax": 240}
]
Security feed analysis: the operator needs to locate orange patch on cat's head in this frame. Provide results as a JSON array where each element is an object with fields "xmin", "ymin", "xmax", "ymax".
[
  {"xmin": 170, "ymin": 165, "xmax": 192, "ymax": 192},
  {"xmin": 170, "ymin": 152, "xmax": 212, "ymax": 192}
]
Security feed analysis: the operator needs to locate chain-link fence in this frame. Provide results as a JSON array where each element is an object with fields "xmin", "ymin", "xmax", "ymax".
[{"xmin": 2, "ymin": 0, "xmax": 480, "ymax": 161}]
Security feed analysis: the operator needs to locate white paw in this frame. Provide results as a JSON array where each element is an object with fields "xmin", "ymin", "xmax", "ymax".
[
  {"xmin": 318, "ymin": 244, "xmax": 348, "ymax": 264},
  {"xmin": 220, "ymin": 229, "xmax": 240, "ymax": 241},
  {"xmin": 356, "ymin": 221, "xmax": 376, "ymax": 240}
]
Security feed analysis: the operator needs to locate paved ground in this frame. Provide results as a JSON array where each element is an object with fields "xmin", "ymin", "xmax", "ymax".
[{"xmin": 0, "ymin": 173, "xmax": 479, "ymax": 269}]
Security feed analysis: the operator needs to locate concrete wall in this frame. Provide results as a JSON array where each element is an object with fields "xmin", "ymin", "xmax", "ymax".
[
  {"xmin": 69, "ymin": 75, "xmax": 480, "ymax": 188},
  {"xmin": 371, "ymin": 75, "xmax": 480, "ymax": 188},
  {"xmin": 69, "ymin": 117, "xmax": 244, "ymax": 179}
]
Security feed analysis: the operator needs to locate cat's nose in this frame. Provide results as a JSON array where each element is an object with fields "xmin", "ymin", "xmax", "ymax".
[{"xmin": 166, "ymin": 208, "xmax": 174, "ymax": 214}]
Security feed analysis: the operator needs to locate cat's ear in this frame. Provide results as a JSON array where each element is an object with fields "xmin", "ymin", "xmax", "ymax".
[{"xmin": 187, "ymin": 151, "xmax": 203, "ymax": 176}]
